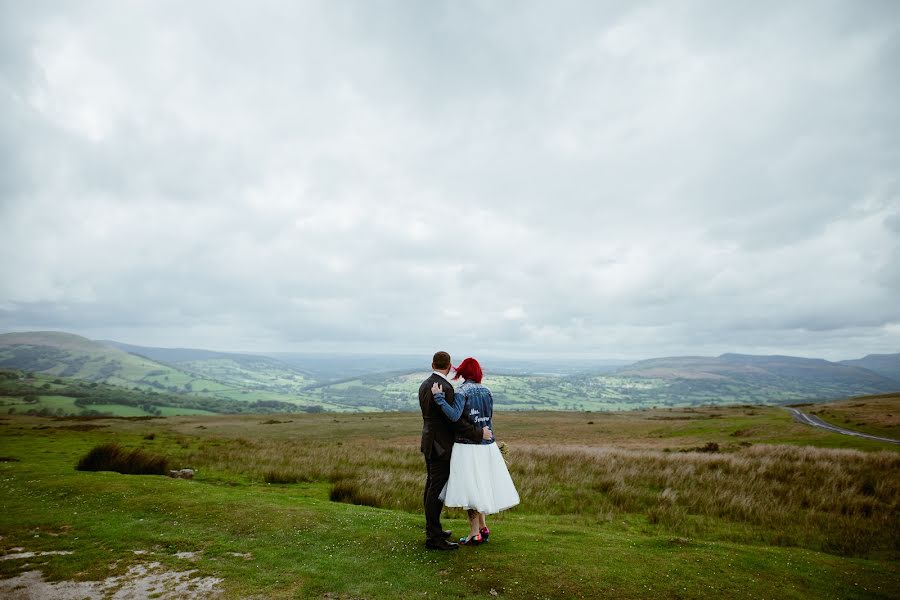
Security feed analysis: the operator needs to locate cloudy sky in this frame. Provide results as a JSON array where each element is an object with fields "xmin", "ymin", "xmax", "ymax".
[{"xmin": 1, "ymin": 1, "xmax": 898, "ymax": 360}]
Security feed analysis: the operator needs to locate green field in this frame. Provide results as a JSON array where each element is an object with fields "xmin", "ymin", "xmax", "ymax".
[
  {"xmin": 1, "ymin": 397, "xmax": 898, "ymax": 599},
  {"xmin": 0, "ymin": 371, "xmax": 317, "ymax": 417},
  {"xmin": 300, "ymin": 369, "xmax": 895, "ymax": 413},
  {"xmin": 1, "ymin": 394, "xmax": 82, "ymax": 415},
  {"xmin": 3, "ymin": 333, "xmax": 899, "ymax": 416}
]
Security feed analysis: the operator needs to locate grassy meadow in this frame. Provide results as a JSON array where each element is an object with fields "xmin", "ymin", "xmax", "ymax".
[
  {"xmin": 1, "ymin": 398, "xmax": 898, "ymax": 598},
  {"xmin": 802, "ymin": 393, "xmax": 900, "ymax": 440}
]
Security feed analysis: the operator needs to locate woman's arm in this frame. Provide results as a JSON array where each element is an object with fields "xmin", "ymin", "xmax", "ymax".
[{"xmin": 430, "ymin": 382, "xmax": 466, "ymax": 422}]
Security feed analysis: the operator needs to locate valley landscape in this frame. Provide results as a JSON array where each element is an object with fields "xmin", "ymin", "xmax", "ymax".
[
  {"xmin": 1, "ymin": 330, "xmax": 898, "ymax": 598},
  {"xmin": 2, "ymin": 331, "xmax": 899, "ymax": 417}
]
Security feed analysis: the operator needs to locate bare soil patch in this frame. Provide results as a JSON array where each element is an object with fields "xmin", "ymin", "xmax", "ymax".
[{"xmin": 0, "ymin": 561, "xmax": 222, "ymax": 599}]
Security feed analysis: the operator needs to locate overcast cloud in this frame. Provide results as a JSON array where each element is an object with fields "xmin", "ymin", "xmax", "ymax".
[{"xmin": 1, "ymin": 0, "xmax": 898, "ymax": 360}]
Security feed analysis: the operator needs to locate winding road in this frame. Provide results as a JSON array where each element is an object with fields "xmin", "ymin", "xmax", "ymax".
[{"xmin": 787, "ymin": 407, "xmax": 900, "ymax": 445}]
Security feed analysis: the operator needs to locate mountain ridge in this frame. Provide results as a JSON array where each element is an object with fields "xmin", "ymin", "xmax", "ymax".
[
  {"xmin": 838, "ymin": 353, "xmax": 900, "ymax": 383},
  {"xmin": 1, "ymin": 331, "xmax": 898, "ymax": 415},
  {"xmin": 614, "ymin": 353, "xmax": 899, "ymax": 404}
]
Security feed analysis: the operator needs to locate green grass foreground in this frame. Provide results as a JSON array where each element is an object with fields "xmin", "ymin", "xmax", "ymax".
[{"xmin": 1, "ymin": 402, "xmax": 898, "ymax": 599}]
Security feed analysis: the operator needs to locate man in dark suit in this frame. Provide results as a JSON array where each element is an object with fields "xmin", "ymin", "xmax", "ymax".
[{"xmin": 419, "ymin": 350, "xmax": 492, "ymax": 550}]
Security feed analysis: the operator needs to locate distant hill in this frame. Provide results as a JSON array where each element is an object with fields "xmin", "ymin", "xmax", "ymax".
[
  {"xmin": 0, "ymin": 333, "xmax": 349, "ymax": 412},
  {"xmin": 2, "ymin": 331, "xmax": 897, "ymax": 413},
  {"xmin": 264, "ymin": 352, "xmax": 424, "ymax": 381},
  {"xmin": 0, "ymin": 332, "xmax": 332, "ymax": 414},
  {"xmin": 0, "ymin": 369, "xmax": 311, "ymax": 417},
  {"xmin": 838, "ymin": 353, "xmax": 900, "ymax": 384},
  {"xmin": 616, "ymin": 353, "xmax": 899, "ymax": 401},
  {"xmin": 101, "ymin": 340, "xmax": 306, "ymax": 372},
  {"xmin": 0, "ymin": 331, "xmax": 103, "ymax": 352},
  {"xmin": 101, "ymin": 340, "xmax": 315, "ymax": 390},
  {"xmin": 264, "ymin": 353, "xmax": 628, "ymax": 380},
  {"xmin": 0, "ymin": 331, "xmax": 195, "ymax": 389}
]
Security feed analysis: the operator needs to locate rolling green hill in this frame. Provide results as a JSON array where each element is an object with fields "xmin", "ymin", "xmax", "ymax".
[
  {"xmin": 0, "ymin": 333, "xmax": 329, "ymax": 413},
  {"xmin": 100, "ymin": 340, "xmax": 316, "ymax": 402},
  {"xmin": 2, "ymin": 332, "xmax": 898, "ymax": 414},
  {"xmin": 0, "ymin": 369, "xmax": 312, "ymax": 417},
  {"xmin": 0, "ymin": 332, "xmax": 229, "ymax": 395}
]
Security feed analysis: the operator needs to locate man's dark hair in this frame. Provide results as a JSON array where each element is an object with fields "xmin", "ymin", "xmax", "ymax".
[{"xmin": 432, "ymin": 351, "xmax": 451, "ymax": 370}]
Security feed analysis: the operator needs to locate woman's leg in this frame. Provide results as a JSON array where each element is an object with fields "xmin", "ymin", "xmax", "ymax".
[
  {"xmin": 467, "ymin": 509, "xmax": 481, "ymax": 539},
  {"xmin": 478, "ymin": 512, "xmax": 487, "ymax": 531}
]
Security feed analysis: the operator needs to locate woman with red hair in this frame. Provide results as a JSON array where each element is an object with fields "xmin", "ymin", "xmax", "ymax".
[{"xmin": 431, "ymin": 357, "xmax": 519, "ymax": 545}]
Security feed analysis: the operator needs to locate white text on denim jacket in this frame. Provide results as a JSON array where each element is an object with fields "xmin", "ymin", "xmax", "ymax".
[{"xmin": 469, "ymin": 408, "xmax": 490, "ymax": 423}]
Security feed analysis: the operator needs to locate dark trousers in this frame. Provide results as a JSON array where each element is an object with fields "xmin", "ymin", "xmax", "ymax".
[{"xmin": 424, "ymin": 456, "xmax": 451, "ymax": 542}]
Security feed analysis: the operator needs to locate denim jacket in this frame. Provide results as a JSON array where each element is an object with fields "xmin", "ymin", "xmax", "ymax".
[{"xmin": 433, "ymin": 380, "xmax": 494, "ymax": 445}]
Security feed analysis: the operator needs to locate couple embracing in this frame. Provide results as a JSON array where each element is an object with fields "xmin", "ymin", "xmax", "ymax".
[{"xmin": 418, "ymin": 351, "xmax": 519, "ymax": 550}]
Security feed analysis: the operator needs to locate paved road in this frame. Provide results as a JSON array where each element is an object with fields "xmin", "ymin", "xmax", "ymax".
[{"xmin": 788, "ymin": 407, "xmax": 900, "ymax": 445}]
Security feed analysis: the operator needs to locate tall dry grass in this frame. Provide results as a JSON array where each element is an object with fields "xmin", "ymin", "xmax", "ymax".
[
  {"xmin": 511, "ymin": 443, "xmax": 898, "ymax": 556},
  {"xmin": 182, "ymin": 437, "xmax": 899, "ymax": 557}
]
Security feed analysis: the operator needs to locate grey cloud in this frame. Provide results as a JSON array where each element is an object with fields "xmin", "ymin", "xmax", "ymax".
[{"xmin": 1, "ymin": 0, "xmax": 899, "ymax": 360}]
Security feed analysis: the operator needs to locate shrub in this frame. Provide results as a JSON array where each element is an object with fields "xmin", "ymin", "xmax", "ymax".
[
  {"xmin": 329, "ymin": 479, "xmax": 380, "ymax": 507},
  {"xmin": 264, "ymin": 469, "xmax": 310, "ymax": 484},
  {"xmin": 647, "ymin": 488, "xmax": 687, "ymax": 527},
  {"xmin": 680, "ymin": 442, "xmax": 720, "ymax": 453},
  {"xmin": 0, "ymin": 369, "xmax": 23, "ymax": 380},
  {"xmin": 76, "ymin": 443, "xmax": 169, "ymax": 475}
]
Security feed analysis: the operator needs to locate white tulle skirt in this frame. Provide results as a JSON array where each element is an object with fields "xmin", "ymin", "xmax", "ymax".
[{"xmin": 439, "ymin": 442, "xmax": 520, "ymax": 514}]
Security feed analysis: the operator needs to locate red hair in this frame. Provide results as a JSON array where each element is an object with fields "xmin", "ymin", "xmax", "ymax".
[{"xmin": 453, "ymin": 357, "xmax": 483, "ymax": 383}]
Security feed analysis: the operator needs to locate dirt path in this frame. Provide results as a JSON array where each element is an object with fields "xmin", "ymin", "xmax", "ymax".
[{"xmin": 787, "ymin": 407, "xmax": 900, "ymax": 445}]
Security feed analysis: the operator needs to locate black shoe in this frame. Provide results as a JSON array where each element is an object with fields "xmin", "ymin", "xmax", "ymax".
[
  {"xmin": 426, "ymin": 539, "xmax": 459, "ymax": 551},
  {"xmin": 443, "ymin": 530, "xmax": 453, "ymax": 539}
]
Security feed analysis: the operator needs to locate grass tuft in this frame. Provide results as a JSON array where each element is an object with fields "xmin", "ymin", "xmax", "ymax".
[
  {"xmin": 329, "ymin": 479, "xmax": 380, "ymax": 507},
  {"xmin": 263, "ymin": 469, "xmax": 311, "ymax": 484},
  {"xmin": 75, "ymin": 442, "xmax": 169, "ymax": 475}
]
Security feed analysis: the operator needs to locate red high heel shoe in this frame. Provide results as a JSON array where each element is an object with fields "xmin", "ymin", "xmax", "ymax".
[{"xmin": 479, "ymin": 527, "xmax": 490, "ymax": 542}]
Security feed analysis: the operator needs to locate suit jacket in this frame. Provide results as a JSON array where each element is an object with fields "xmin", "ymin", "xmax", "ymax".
[{"xmin": 419, "ymin": 373, "xmax": 483, "ymax": 460}]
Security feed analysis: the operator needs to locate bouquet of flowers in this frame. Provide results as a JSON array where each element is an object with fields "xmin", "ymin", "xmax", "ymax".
[{"xmin": 497, "ymin": 440, "xmax": 510, "ymax": 465}]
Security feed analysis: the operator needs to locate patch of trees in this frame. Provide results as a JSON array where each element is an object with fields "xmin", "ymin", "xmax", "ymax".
[
  {"xmin": 0, "ymin": 368, "xmax": 24, "ymax": 380},
  {"xmin": 94, "ymin": 360, "xmax": 122, "ymax": 379},
  {"xmin": 60, "ymin": 356, "xmax": 90, "ymax": 377},
  {"xmin": 0, "ymin": 345, "xmax": 72, "ymax": 373},
  {"xmin": 247, "ymin": 399, "xmax": 307, "ymax": 412}
]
